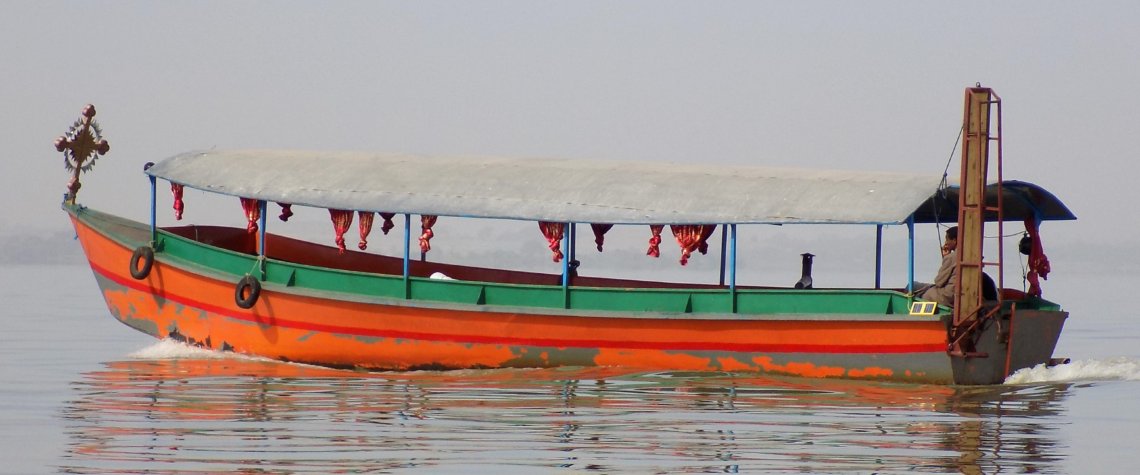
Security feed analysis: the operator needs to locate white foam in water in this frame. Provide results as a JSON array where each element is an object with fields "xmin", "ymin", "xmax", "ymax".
[
  {"xmin": 1005, "ymin": 357, "xmax": 1140, "ymax": 384},
  {"xmin": 127, "ymin": 339, "xmax": 267, "ymax": 362}
]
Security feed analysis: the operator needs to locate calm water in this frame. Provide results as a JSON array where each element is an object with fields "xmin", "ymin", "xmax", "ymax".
[{"xmin": 2, "ymin": 264, "xmax": 1138, "ymax": 474}]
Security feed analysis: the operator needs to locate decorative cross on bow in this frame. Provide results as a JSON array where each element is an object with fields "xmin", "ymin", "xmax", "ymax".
[{"xmin": 54, "ymin": 104, "xmax": 110, "ymax": 203}]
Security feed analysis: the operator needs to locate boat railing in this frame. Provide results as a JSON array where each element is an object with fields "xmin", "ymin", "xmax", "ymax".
[
  {"xmin": 151, "ymin": 222, "xmax": 920, "ymax": 317},
  {"xmin": 77, "ymin": 205, "xmax": 988, "ymax": 318}
]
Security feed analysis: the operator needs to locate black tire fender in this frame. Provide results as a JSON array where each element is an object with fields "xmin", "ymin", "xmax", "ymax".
[
  {"xmin": 235, "ymin": 275, "xmax": 261, "ymax": 309},
  {"xmin": 129, "ymin": 246, "xmax": 155, "ymax": 280}
]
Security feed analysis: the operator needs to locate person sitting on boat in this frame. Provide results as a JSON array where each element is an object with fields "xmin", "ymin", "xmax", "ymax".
[
  {"xmin": 916, "ymin": 226, "xmax": 958, "ymax": 307},
  {"xmin": 915, "ymin": 226, "xmax": 999, "ymax": 307}
]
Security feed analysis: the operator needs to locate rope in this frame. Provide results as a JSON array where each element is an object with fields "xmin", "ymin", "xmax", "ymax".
[
  {"xmin": 984, "ymin": 231, "xmax": 1025, "ymax": 239},
  {"xmin": 249, "ymin": 255, "xmax": 266, "ymax": 279},
  {"xmin": 931, "ymin": 125, "xmax": 966, "ymax": 248},
  {"xmin": 940, "ymin": 125, "xmax": 965, "ymax": 192}
]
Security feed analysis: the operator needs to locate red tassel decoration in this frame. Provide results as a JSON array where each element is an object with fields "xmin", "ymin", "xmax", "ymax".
[
  {"xmin": 420, "ymin": 215, "xmax": 438, "ymax": 254},
  {"xmin": 379, "ymin": 212, "xmax": 396, "ymax": 235},
  {"xmin": 329, "ymin": 209, "xmax": 354, "ymax": 254},
  {"xmin": 1024, "ymin": 218, "xmax": 1052, "ymax": 297},
  {"xmin": 240, "ymin": 198, "xmax": 260, "ymax": 233},
  {"xmin": 697, "ymin": 225, "xmax": 716, "ymax": 255},
  {"xmin": 646, "ymin": 225, "xmax": 663, "ymax": 258},
  {"xmin": 538, "ymin": 221, "xmax": 565, "ymax": 262},
  {"xmin": 278, "ymin": 203, "xmax": 293, "ymax": 222},
  {"xmin": 171, "ymin": 183, "xmax": 184, "ymax": 220},
  {"xmin": 590, "ymin": 223, "xmax": 613, "ymax": 252},
  {"xmin": 670, "ymin": 224, "xmax": 716, "ymax": 265},
  {"xmin": 358, "ymin": 211, "xmax": 374, "ymax": 250}
]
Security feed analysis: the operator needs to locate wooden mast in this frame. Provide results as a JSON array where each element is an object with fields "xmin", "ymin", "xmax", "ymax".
[{"xmin": 951, "ymin": 86, "xmax": 1004, "ymax": 355}]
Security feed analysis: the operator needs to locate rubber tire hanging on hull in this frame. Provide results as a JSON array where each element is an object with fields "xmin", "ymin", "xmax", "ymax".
[
  {"xmin": 129, "ymin": 246, "xmax": 154, "ymax": 280},
  {"xmin": 235, "ymin": 275, "xmax": 261, "ymax": 309}
]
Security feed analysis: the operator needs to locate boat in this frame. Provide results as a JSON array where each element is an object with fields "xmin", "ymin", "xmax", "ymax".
[{"xmin": 58, "ymin": 87, "xmax": 1075, "ymax": 384}]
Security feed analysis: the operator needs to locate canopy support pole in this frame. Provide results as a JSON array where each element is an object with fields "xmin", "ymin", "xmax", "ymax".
[
  {"xmin": 403, "ymin": 213, "xmax": 411, "ymax": 299},
  {"xmin": 562, "ymin": 222, "xmax": 571, "ymax": 309},
  {"xmin": 907, "ymin": 216, "xmax": 915, "ymax": 294},
  {"xmin": 419, "ymin": 216, "xmax": 427, "ymax": 263},
  {"xmin": 569, "ymin": 223, "xmax": 577, "ymax": 264},
  {"xmin": 729, "ymin": 224, "xmax": 738, "ymax": 313},
  {"xmin": 257, "ymin": 200, "xmax": 267, "ymax": 280},
  {"xmin": 148, "ymin": 175, "xmax": 157, "ymax": 245},
  {"xmin": 875, "ymin": 224, "xmax": 883, "ymax": 289},
  {"xmin": 719, "ymin": 224, "xmax": 728, "ymax": 286}
]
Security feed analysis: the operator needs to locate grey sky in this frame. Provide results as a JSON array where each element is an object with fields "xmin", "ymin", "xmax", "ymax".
[{"xmin": 3, "ymin": 2, "xmax": 1137, "ymax": 279}]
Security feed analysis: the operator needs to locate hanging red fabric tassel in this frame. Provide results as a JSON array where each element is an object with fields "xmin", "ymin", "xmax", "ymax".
[
  {"xmin": 278, "ymin": 203, "xmax": 293, "ymax": 222},
  {"xmin": 671, "ymin": 224, "xmax": 716, "ymax": 265},
  {"xmin": 329, "ymin": 209, "xmax": 354, "ymax": 254},
  {"xmin": 420, "ymin": 215, "xmax": 438, "ymax": 254},
  {"xmin": 358, "ymin": 211, "xmax": 374, "ymax": 250},
  {"xmin": 240, "ymin": 198, "xmax": 260, "ymax": 233},
  {"xmin": 646, "ymin": 225, "xmax": 664, "ymax": 258},
  {"xmin": 590, "ymin": 223, "xmax": 613, "ymax": 252},
  {"xmin": 379, "ymin": 212, "xmax": 396, "ymax": 235},
  {"xmin": 697, "ymin": 225, "xmax": 716, "ymax": 255},
  {"xmin": 170, "ymin": 183, "xmax": 184, "ymax": 220},
  {"xmin": 1024, "ymin": 217, "xmax": 1052, "ymax": 297},
  {"xmin": 538, "ymin": 221, "xmax": 565, "ymax": 262}
]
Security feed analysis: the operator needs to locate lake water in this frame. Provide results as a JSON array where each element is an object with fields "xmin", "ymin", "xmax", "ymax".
[{"xmin": 2, "ymin": 263, "xmax": 1137, "ymax": 474}]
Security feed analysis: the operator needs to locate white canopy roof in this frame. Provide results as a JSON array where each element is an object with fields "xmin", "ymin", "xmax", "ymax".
[{"xmin": 145, "ymin": 149, "xmax": 945, "ymax": 225}]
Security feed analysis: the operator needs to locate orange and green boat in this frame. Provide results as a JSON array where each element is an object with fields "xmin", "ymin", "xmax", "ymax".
[{"xmin": 58, "ymin": 87, "xmax": 1075, "ymax": 384}]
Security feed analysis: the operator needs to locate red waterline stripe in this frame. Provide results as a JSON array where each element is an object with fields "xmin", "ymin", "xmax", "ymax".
[{"xmin": 89, "ymin": 260, "xmax": 947, "ymax": 354}]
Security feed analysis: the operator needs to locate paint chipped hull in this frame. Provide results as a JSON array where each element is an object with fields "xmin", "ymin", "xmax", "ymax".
[{"xmin": 66, "ymin": 205, "xmax": 1065, "ymax": 384}]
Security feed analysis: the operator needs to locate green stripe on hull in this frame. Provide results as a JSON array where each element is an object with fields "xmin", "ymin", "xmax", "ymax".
[{"xmin": 72, "ymin": 204, "xmax": 1060, "ymax": 318}]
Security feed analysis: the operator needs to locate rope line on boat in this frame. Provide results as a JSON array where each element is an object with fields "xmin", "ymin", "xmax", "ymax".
[
  {"xmin": 985, "ymin": 231, "xmax": 1024, "ymax": 239},
  {"xmin": 249, "ymin": 255, "xmax": 267, "ymax": 280},
  {"xmin": 931, "ymin": 125, "xmax": 966, "ymax": 248},
  {"xmin": 939, "ymin": 125, "xmax": 965, "ymax": 192},
  {"xmin": 935, "ymin": 125, "xmax": 1026, "ymax": 292}
]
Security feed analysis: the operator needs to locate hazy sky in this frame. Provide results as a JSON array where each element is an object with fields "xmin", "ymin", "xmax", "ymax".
[{"xmin": 3, "ymin": 2, "xmax": 1137, "ymax": 276}]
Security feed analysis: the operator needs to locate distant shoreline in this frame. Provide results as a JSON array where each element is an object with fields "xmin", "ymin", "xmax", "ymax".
[{"xmin": 0, "ymin": 231, "xmax": 86, "ymax": 265}]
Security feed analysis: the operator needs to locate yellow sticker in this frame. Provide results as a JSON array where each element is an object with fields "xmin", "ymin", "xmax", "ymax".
[{"xmin": 909, "ymin": 301, "xmax": 937, "ymax": 316}]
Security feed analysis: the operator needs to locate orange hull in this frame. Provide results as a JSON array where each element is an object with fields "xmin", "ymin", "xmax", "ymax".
[{"xmin": 72, "ymin": 212, "xmax": 957, "ymax": 383}]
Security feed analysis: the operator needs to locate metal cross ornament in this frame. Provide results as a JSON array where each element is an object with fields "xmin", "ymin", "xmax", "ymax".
[{"xmin": 55, "ymin": 104, "xmax": 110, "ymax": 204}]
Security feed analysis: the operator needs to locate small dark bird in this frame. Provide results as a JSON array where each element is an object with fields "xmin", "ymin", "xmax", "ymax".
[{"xmin": 794, "ymin": 253, "xmax": 814, "ymax": 289}]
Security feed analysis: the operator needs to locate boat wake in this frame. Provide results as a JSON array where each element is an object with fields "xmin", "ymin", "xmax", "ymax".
[
  {"xmin": 1005, "ymin": 357, "xmax": 1140, "ymax": 384},
  {"xmin": 128, "ymin": 341, "xmax": 1140, "ymax": 385},
  {"xmin": 127, "ymin": 339, "xmax": 268, "ymax": 362}
]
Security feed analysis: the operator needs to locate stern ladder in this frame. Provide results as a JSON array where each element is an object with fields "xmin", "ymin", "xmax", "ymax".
[{"xmin": 950, "ymin": 86, "xmax": 1005, "ymax": 356}]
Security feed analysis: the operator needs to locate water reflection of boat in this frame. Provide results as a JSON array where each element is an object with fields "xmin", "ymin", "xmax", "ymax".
[
  {"xmin": 62, "ymin": 358, "xmax": 1071, "ymax": 473},
  {"xmin": 58, "ymin": 87, "xmax": 1074, "ymax": 384}
]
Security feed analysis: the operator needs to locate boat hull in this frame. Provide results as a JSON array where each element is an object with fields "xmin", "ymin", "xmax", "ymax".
[{"xmin": 68, "ymin": 206, "xmax": 1066, "ymax": 384}]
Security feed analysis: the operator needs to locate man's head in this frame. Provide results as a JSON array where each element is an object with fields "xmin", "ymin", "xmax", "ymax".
[{"xmin": 942, "ymin": 226, "xmax": 959, "ymax": 255}]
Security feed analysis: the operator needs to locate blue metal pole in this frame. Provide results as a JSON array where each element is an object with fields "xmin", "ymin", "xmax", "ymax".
[
  {"xmin": 258, "ymin": 201, "xmax": 267, "ymax": 256},
  {"xmin": 907, "ymin": 217, "xmax": 915, "ymax": 294},
  {"xmin": 562, "ymin": 223, "xmax": 571, "ymax": 308},
  {"xmin": 148, "ymin": 176, "xmax": 157, "ymax": 245},
  {"xmin": 403, "ymin": 213, "xmax": 411, "ymax": 299},
  {"xmin": 729, "ymin": 224, "xmax": 737, "ymax": 313},
  {"xmin": 875, "ymin": 224, "xmax": 883, "ymax": 289},
  {"xmin": 258, "ymin": 200, "xmax": 267, "ymax": 279}
]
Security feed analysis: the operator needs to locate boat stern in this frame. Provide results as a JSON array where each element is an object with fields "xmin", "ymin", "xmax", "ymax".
[{"xmin": 949, "ymin": 303, "xmax": 1068, "ymax": 385}]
